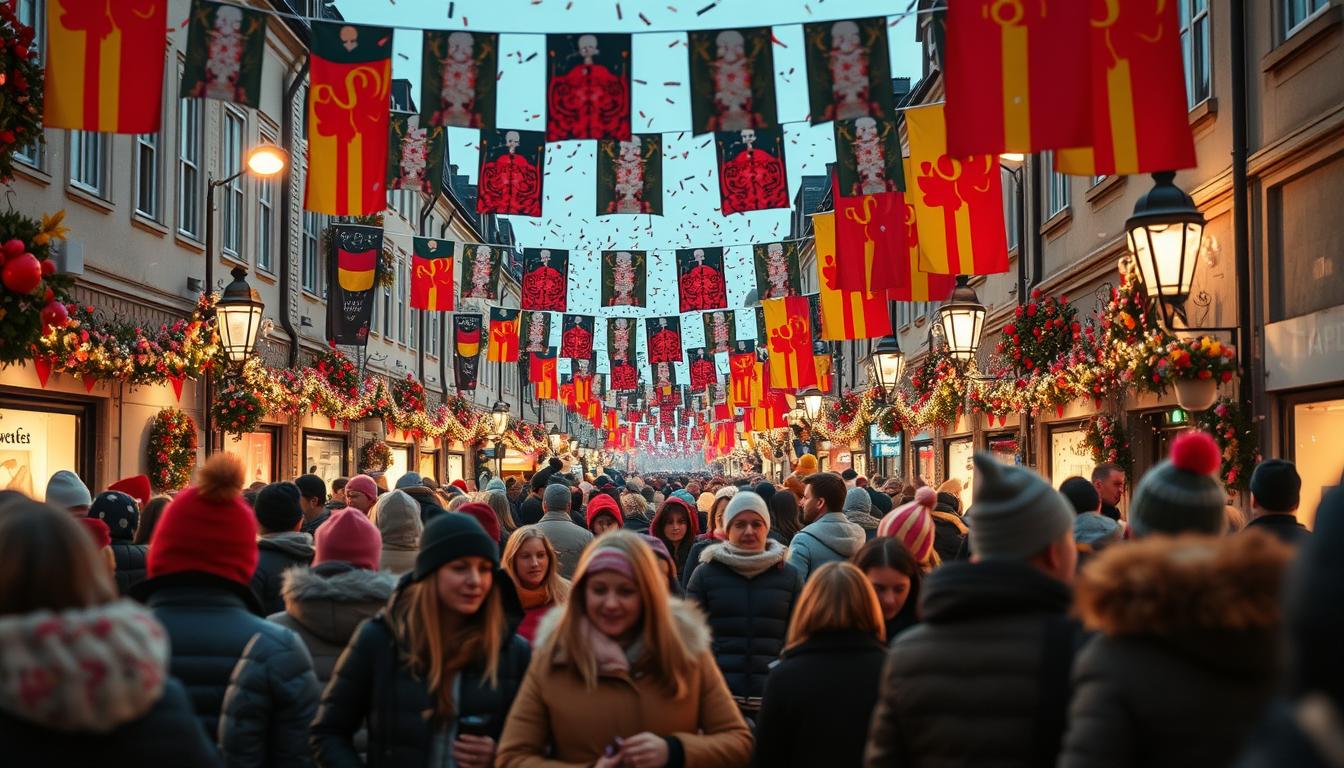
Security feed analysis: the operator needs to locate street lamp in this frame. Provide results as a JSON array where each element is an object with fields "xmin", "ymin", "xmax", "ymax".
[
  {"xmin": 938, "ymin": 275, "xmax": 987, "ymax": 362},
  {"xmin": 245, "ymin": 143, "xmax": 288, "ymax": 177},
  {"xmin": 863, "ymin": 334, "xmax": 906, "ymax": 396},
  {"xmin": 215, "ymin": 266, "xmax": 265, "ymax": 364},
  {"xmin": 489, "ymin": 401, "xmax": 511, "ymax": 439},
  {"xmin": 1126, "ymin": 171, "xmax": 1206, "ymax": 329},
  {"xmin": 799, "ymin": 387, "xmax": 826, "ymax": 423},
  {"xmin": 547, "ymin": 424, "xmax": 567, "ymax": 455}
]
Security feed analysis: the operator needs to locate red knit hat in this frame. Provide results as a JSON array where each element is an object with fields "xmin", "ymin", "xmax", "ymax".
[
  {"xmin": 585, "ymin": 493, "xmax": 624, "ymax": 530},
  {"xmin": 457, "ymin": 502, "xmax": 501, "ymax": 543},
  {"xmin": 147, "ymin": 454, "xmax": 258, "ymax": 585},
  {"xmin": 451, "ymin": 479, "xmax": 470, "ymax": 493},
  {"xmin": 78, "ymin": 516, "xmax": 111, "ymax": 550},
  {"xmin": 314, "ymin": 508, "xmax": 383, "ymax": 571},
  {"xmin": 108, "ymin": 474, "xmax": 152, "ymax": 507}
]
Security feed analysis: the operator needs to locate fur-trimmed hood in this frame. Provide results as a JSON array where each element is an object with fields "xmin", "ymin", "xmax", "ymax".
[
  {"xmin": 279, "ymin": 563, "xmax": 398, "ymax": 645},
  {"xmin": 531, "ymin": 596, "xmax": 712, "ymax": 669}
]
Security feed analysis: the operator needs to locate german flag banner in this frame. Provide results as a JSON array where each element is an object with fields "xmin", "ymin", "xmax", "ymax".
[
  {"xmin": 832, "ymin": 176, "xmax": 908, "ymax": 293},
  {"xmin": 528, "ymin": 347, "xmax": 559, "ymax": 401},
  {"xmin": 487, "ymin": 308, "xmax": 520, "ymax": 363},
  {"xmin": 814, "ymin": 212, "xmax": 893, "ymax": 341},
  {"xmin": 326, "ymin": 224, "xmax": 384, "ymax": 347},
  {"xmin": 411, "ymin": 237, "xmax": 455, "ymax": 312},
  {"xmin": 44, "ymin": 0, "xmax": 168, "ymax": 132},
  {"xmin": 452, "ymin": 314, "xmax": 482, "ymax": 391},
  {"xmin": 906, "ymin": 104, "xmax": 1009, "ymax": 277},
  {"xmin": 943, "ymin": 0, "xmax": 1091, "ymax": 157},
  {"xmin": 306, "ymin": 21, "xmax": 393, "ymax": 216},
  {"xmin": 762, "ymin": 296, "xmax": 818, "ymax": 391},
  {"xmin": 1056, "ymin": 0, "xmax": 1196, "ymax": 177}
]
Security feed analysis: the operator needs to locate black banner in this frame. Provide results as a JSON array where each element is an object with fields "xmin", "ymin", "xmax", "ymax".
[
  {"xmin": 453, "ymin": 313, "xmax": 483, "ymax": 391},
  {"xmin": 326, "ymin": 224, "xmax": 385, "ymax": 347}
]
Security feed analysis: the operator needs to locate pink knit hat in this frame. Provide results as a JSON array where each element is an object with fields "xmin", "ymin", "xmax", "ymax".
[
  {"xmin": 877, "ymin": 486, "xmax": 937, "ymax": 563},
  {"xmin": 314, "ymin": 508, "xmax": 383, "ymax": 571},
  {"xmin": 345, "ymin": 474, "xmax": 378, "ymax": 502}
]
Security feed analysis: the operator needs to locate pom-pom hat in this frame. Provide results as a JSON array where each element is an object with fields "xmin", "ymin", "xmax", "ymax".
[
  {"xmin": 878, "ymin": 487, "xmax": 937, "ymax": 562},
  {"xmin": 146, "ymin": 454, "xmax": 258, "ymax": 586},
  {"xmin": 1130, "ymin": 430, "xmax": 1227, "ymax": 537}
]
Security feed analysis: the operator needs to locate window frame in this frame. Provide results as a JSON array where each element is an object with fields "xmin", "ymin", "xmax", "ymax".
[
  {"xmin": 256, "ymin": 126, "xmax": 277, "ymax": 274},
  {"xmin": 221, "ymin": 107, "xmax": 247, "ymax": 261},
  {"xmin": 177, "ymin": 74, "xmax": 204, "ymax": 240},
  {"xmin": 395, "ymin": 256, "xmax": 407, "ymax": 344},
  {"xmin": 1283, "ymin": 0, "xmax": 1329, "ymax": 38},
  {"xmin": 134, "ymin": 131, "xmax": 161, "ymax": 221},
  {"xmin": 13, "ymin": 0, "xmax": 46, "ymax": 170},
  {"xmin": 1180, "ymin": 0, "xmax": 1212, "ymax": 108},
  {"xmin": 302, "ymin": 211, "xmax": 322, "ymax": 295},
  {"xmin": 1043, "ymin": 152, "xmax": 1071, "ymax": 218},
  {"xmin": 69, "ymin": 131, "xmax": 109, "ymax": 198}
]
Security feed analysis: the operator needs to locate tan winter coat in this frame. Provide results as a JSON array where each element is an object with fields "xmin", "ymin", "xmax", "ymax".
[{"xmin": 496, "ymin": 598, "xmax": 752, "ymax": 768}]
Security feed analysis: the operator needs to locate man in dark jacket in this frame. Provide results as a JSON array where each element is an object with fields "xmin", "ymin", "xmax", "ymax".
[
  {"xmin": 89, "ymin": 490, "xmax": 148, "ymax": 595},
  {"xmin": 1245, "ymin": 459, "xmax": 1311, "ymax": 545},
  {"xmin": 394, "ymin": 472, "xmax": 448, "ymax": 524},
  {"xmin": 295, "ymin": 473, "xmax": 330, "ymax": 536},
  {"xmin": 516, "ymin": 457, "xmax": 564, "ymax": 526},
  {"xmin": 866, "ymin": 475, "xmax": 894, "ymax": 516},
  {"xmin": 866, "ymin": 453, "xmax": 1081, "ymax": 768},
  {"xmin": 251, "ymin": 481, "xmax": 316, "ymax": 616},
  {"xmin": 930, "ymin": 491, "xmax": 968, "ymax": 563},
  {"xmin": 133, "ymin": 454, "xmax": 319, "ymax": 766}
]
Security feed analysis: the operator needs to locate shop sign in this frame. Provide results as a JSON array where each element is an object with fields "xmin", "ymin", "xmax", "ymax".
[{"xmin": 1265, "ymin": 304, "xmax": 1344, "ymax": 391}]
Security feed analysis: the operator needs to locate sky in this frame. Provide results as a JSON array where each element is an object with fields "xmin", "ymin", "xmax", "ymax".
[{"xmin": 336, "ymin": 0, "xmax": 924, "ymax": 383}]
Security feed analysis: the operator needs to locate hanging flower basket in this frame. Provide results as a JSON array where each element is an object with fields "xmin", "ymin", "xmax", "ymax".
[{"xmin": 1174, "ymin": 378, "xmax": 1219, "ymax": 412}]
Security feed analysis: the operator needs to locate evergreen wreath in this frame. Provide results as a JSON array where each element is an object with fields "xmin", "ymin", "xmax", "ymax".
[
  {"xmin": 212, "ymin": 378, "xmax": 265, "ymax": 439},
  {"xmin": 147, "ymin": 409, "xmax": 198, "ymax": 492},
  {"xmin": 359, "ymin": 439, "xmax": 394, "ymax": 472},
  {"xmin": 998, "ymin": 289, "xmax": 1080, "ymax": 375}
]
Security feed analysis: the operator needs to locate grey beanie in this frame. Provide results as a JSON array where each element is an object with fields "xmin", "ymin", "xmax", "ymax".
[
  {"xmin": 844, "ymin": 486, "xmax": 873, "ymax": 514},
  {"xmin": 1129, "ymin": 431, "xmax": 1227, "ymax": 537},
  {"xmin": 543, "ymin": 482, "xmax": 572, "ymax": 511},
  {"xmin": 967, "ymin": 452, "xmax": 1075, "ymax": 560},
  {"xmin": 722, "ymin": 491, "xmax": 771, "ymax": 531},
  {"xmin": 46, "ymin": 470, "xmax": 92, "ymax": 510},
  {"xmin": 394, "ymin": 471, "xmax": 424, "ymax": 490}
]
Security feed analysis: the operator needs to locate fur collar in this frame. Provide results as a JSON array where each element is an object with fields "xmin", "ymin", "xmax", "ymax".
[
  {"xmin": 279, "ymin": 566, "xmax": 398, "ymax": 644},
  {"xmin": 700, "ymin": 539, "xmax": 788, "ymax": 578},
  {"xmin": 532, "ymin": 596, "xmax": 712, "ymax": 666}
]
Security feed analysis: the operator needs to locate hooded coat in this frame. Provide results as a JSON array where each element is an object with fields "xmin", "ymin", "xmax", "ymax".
[
  {"xmin": 843, "ymin": 487, "xmax": 882, "ymax": 541},
  {"xmin": 398, "ymin": 485, "xmax": 447, "ymax": 525},
  {"xmin": 369, "ymin": 493, "xmax": 423, "ymax": 576},
  {"xmin": 686, "ymin": 541, "xmax": 803, "ymax": 702},
  {"xmin": 1059, "ymin": 532, "xmax": 1291, "ymax": 768},
  {"xmin": 785, "ymin": 512, "xmax": 867, "ymax": 582},
  {"xmin": 268, "ymin": 564, "xmax": 398, "ymax": 687},
  {"xmin": 651, "ymin": 498, "xmax": 702, "ymax": 580},
  {"xmin": 251, "ymin": 531, "xmax": 316, "ymax": 616},
  {"xmin": 0, "ymin": 600, "xmax": 219, "ymax": 766},
  {"xmin": 495, "ymin": 599, "xmax": 753, "ymax": 768}
]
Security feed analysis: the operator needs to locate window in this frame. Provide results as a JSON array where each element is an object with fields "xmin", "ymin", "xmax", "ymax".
[
  {"xmin": 13, "ymin": 0, "xmax": 44, "ymax": 169},
  {"xmin": 429, "ymin": 313, "xmax": 440, "ymax": 356},
  {"xmin": 381, "ymin": 275, "xmax": 392, "ymax": 336},
  {"xmin": 1001, "ymin": 167, "xmax": 1020, "ymax": 251},
  {"xmin": 1284, "ymin": 0, "xmax": 1328, "ymax": 36},
  {"xmin": 222, "ymin": 109, "xmax": 246, "ymax": 259},
  {"xmin": 134, "ymin": 132, "xmax": 160, "ymax": 219},
  {"xmin": 1044, "ymin": 152, "xmax": 1070, "ymax": 217},
  {"xmin": 409, "ymin": 307, "xmax": 418, "ymax": 350},
  {"xmin": 302, "ymin": 212, "xmax": 321, "ymax": 293},
  {"xmin": 1180, "ymin": 0, "xmax": 1211, "ymax": 107},
  {"xmin": 256, "ymin": 133, "xmax": 276, "ymax": 272},
  {"xmin": 70, "ymin": 131, "xmax": 107, "ymax": 197},
  {"xmin": 395, "ymin": 258, "xmax": 406, "ymax": 343},
  {"xmin": 1092, "ymin": 174, "xmax": 1108, "ymax": 187},
  {"xmin": 178, "ymin": 93, "xmax": 203, "ymax": 238}
]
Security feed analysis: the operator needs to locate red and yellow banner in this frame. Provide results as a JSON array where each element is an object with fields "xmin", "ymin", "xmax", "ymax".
[
  {"xmin": 944, "ymin": 0, "xmax": 1091, "ymax": 156},
  {"xmin": 488, "ymin": 308, "xmax": 520, "ymax": 363},
  {"xmin": 44, "ymin": 0, "xmax": 168, "ymax": 132},
  {"xmin": 832, "ymin": 178, "xmax": 908, "ymax": 294},
  {"xmin": 762, "ymin": 296, "xmax": 817, "ymax": 391},
  {"xmin": 529, "ymin": 350, "xmax": 558, "ymax": 400},
  {"xmin": 411, "ymin": 238, "xmax": 454, "ymax": 311},
  {"xmin": 814, "ymin": 212, "xmax": 894, "ymax": 341},
  {"xmin": 906, "ymin": 104, "xmax": 1009, "ymax": 277},
  {"xmin": 306, "ymin": 21, "xmax": 394, "ymax": 216},
  {"xmin": 814, "ymin": 354, "xmax": 833, "ymax": 394},
  {"xmin": 729, "ymin": 351, "xmax": 759, "ymax": 408},
  {"xmin": 888, "ymin": 189, "xmax": 958, "ymax": 303},
  {"xmin": 1056, "ymin": 0, "xmax": 1196, "ymax": 176}
]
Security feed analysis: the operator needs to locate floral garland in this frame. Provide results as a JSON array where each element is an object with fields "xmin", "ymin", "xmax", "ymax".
[
  {"xmin": 814, "ymin": 389, "xmax": 884, "ymax": 444},
  {"xmin": 3, "ymin": 209, "xmax": 73, "ymax": 366},
  {"xmin": 1195, "ymin": 397, "xmax": 1260, "ymax": 491},
  {"xmin": 212, "ymin": 377, "xmax": 266, "ymax": 438},
  {"xmin": 359, "ymin": 439, "xmax": 394, "ymax": 472},
  {"xmin": 147, "ymin": 409, "xmax": 197, "ymax": 492},
  {"xmin": 895, "ymin": 344, "xmax": 965, "ymax": 431},
  {"xmin": 1082, "ymin": 413, "xmax": 1134, "ymax": 481},
  {"xmin": 0, "ymin": 4, "xmax": 44, "ymax": 182},
  {"xmin": 877, "ymin": 406, "xmax": 901, "ymax": 437},
  {"xmin": 998, "ymin": 289, "xmax": 1080, "ymax": 374}
]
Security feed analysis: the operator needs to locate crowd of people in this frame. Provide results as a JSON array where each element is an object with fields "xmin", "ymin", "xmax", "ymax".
[{"xmin": 2, "ymin": 429, "xmax": 1339, "ymax": 768}]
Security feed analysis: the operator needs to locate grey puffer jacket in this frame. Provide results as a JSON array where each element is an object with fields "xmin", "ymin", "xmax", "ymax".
[
  {"xmin": 251, "ymin": 532, "xmax": 315, "ymax": 616},
  {"xmin": 268, "ymin": 563, "xmax": 398, "ymax": 687},
  {"xmin": 785, "ymin": 512, "xmax": 867, "ymax": 582}
]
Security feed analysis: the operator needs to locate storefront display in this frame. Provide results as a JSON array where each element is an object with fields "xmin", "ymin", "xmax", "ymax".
[
  {"xmin": 1050, "ymin": 427, "xmax": 1092, "ymax": 485},
  {"xmin": 945, "ymin": 437, "xmax": 974, "ymax": 511},
  {"xmin": 914, "ymin": 441, "xmax": 934, "ymax": 486},
  {"xmin": 869, "ymin": 425, "xmax": 903, "ymax": 480},
  {"xmin": 418, "ymin": 449, "xmax": 440, "ymax": 482},
  {"xmin": 222, "ymin": 428, "xmax": 277, "ymax": 486},
  {"xmin": 304, "ymin": 432, "xmax": 347, "ymax": 486},
  {"xmin": 1292, "ymin": 398, "xmax": 1344, "ymax": 528},
  {"xmin": 386, "ymin": 443, "xmax": 412, "ymax": 489},
  {"xmin": 987, "ymin": 434, "xmax": 1019, "ymax": 466},
  {"xmin": 0, "ymin": 403, "xmax": 85, "ymax": 501},
  {"xmin": 446, "ymin": 453, "xmax": 466, "ymax": 485}
]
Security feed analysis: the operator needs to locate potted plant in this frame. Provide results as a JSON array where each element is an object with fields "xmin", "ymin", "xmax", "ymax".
[{"xmin": 1152, "ymin": 336, "xmax": 1237, "ymax": 411}]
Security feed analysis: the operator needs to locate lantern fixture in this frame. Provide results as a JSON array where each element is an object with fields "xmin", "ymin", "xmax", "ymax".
[
  {"xmin": 244, "ymin": 143, "xmax": 289, "ymax": 178},
  {"xmin": 1126, "ymin": 171, "xmax": 1206, "ymax": 329},
  {"xmin": 489, "ymin": 401, "xmax": 510, "ymax": 438},
  {"xmin": 216, "ymin": 266, "xmax": 265, "ymax": 364},
  {"xmin": 863, "ymin": 334, "xmax": 906, "ymax": 396},
  {"xmin": 937, "ymin": 275, "xmax": 987, "ymax": 362},
  {"xmin": 547, "ymin": 424, "xmax": 566, "ymax": 454},
  {"xmin": 799, "ymin": 387, "xmax": 826, "ymax": 423}
]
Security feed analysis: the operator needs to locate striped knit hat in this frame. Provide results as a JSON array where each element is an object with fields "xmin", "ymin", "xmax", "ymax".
[{"xmin": 877, "ymin": 486, "xmax": 938, "ymax": 564}]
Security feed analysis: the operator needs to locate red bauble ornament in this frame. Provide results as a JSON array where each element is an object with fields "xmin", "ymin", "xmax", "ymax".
[
  {"xmin": 40, "ymin": 300, "xmax": 69, "ymax": 330},
  {"xmin": 2, "ymin": 253, "xmax": 42, "ymax": 294},
  {"xmin": 1, "ymin": 239, "xmax": 25, "ymax": 258},
  {"xmin": 40, "ymin": 259, "xmax": 55, "ymax": 276}
]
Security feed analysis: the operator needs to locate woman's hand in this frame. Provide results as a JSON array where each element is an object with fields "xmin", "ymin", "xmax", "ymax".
[
  {"xmin": 452, "ymin": 734, "xmax": 496, "ymax": 768},
  {"xmin": 617, "ymin": 732, "xmax": 669, "ymax": 768},
  {"xmin": 592, "ymin": 755, "xmax": 623, "ymax": 768}
]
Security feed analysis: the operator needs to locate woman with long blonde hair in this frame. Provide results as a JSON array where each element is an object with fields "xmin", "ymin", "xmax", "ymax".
[
  {"xmin": 502, "ymin": 526, "xmax": 570, "ymax": 644},
  {"xmin": 497, "ymin": 531, "xmax": 752, "ymax": 768},
  {"xmin": 312, "ymin": 513, "xmax": 531, "ymax": 768},
  {"xmin": 752, "ymin": 561, "xmax": 888, "ymax": 768}
]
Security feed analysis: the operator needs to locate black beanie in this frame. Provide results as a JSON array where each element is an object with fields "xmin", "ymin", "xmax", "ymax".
[
  {"xmin": 414, "ymin": 512, "xmax": 500, "ymax": 581},
  {"xmin": 254, "ymin": 482, "xmax": 303, "ymax": 532},
  {"xmin": 1250, "ymin": 459, "xmax": 1301, "ymax": 513},
  {"xmin": 1059, "ymin": 476, "xmax": 1101, "ymax": 515}
]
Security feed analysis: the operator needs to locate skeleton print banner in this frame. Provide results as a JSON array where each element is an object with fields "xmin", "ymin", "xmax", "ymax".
[
  {"xmin": 702, "ymin": 310, "xmax": 737, "ymax": 355},
  {"xmin": 560, "ymin": 314, "xmax": 596, "ymax": 360},
  {"xmin": 459, "ymin": 243, "xmax": 504, "ymax": 302},
  {"xmin": 387, "ymin": 113, "xmax": 446, "ymax": 196},
  {"xmin": 646, "ymin": 317, "xmax": 684, "ymax": 364},
  {"xmin": 686, "ymin": 26, "xmax": 778, "ymax": 135},
  {"xmin": 599, "ymin": 249, "xmax": 648, "ymax": 308},
  {"xmin": 803, "ymin": 17, "xmax": 894, "ymax": 125},
  {"xmin": 545, "ymin": 33, "xmax": 632, "ymax": 142},
  {"xmin": 476, "ymin": 129, "xmax": 545, "ymax": 217},
  {"xmin": 596, "ymin": 135, "xmax": 662, "ymax": 216},
  {"xmin": 715, "ymin": 128, "xmax": 789, "ymax": 215},
  {"xmin": 752, "ymin": 240, "xmax": 802, "ymax": 300},
  {"xmin": 181, "ymin": 0, "xmax": 266, "ymax": 108},
  {"xmin": 520, "ymin": 248, "xmax": 569, "ymax": 312},
  {"xmin": 676, "ymin": 247, "xmax": 729, "ymax": 313},
  {"xmin": 420, "ymin": 30, "xmax": 499, "ymax": 129},
  {"xmin": 834, "ymin": 115, "xmax": 905, "ymax": 198}
]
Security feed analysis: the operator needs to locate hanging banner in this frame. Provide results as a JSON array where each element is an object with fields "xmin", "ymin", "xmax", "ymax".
[
  {"xmin": 45, "ymin": 0, "xmax": 168, "ymax": 132},
  {"xmin": 488, "ymin": 307, "xmax": 520, "ymax": 363},
  {"xmin": 906, "ymin": 103, "xmax": 1010, "ymax": 276},
  {"xmin": 832, "ymin": 174, "xmax": 909, "ymax": 293},
  {"xmin": 688, "ymin": 348, "xmax": 717, "ymax": 392},
  {"xmin": 703, "ymin": 310, "xmax": 738, "ymax": 355},
  {"xmin": 181, "ymin": 0, "xmax": 266, "ymax": 108},
  {"xmin": 519, "ymin": 311, "xmax": 553, "ymax": 356},
  {"xmin": 814, "ymin": 341, "xmax": 835, "ymax": 394},
  {"xmin": 730, "ymin": 346, "xmax": 760, "ymax": 407},
  {"xmin": 420, "ymin": 30, "xmax": 499, "ymax": 129},
  {"xmin": 887, "ymin": 175, "xmax": 958, "ymax": 302},
  {"xmin": 676, "ymin": 247, "xmax": 729, "ymax": 313},
  {"xmin": 597, "ymin": 136, "xmax": 663, "ymax": 215},
  {"xmin": 944, "ymin": 0, "xmax": 1091, "ymax": 157},
  {"xmin": 600, "ymin": 249, "xmax": 648, "ymax": 307},
  {"xmin": 453, "ymin": 313, "xmax": 483, "ymax": 391},
  {"xmin": 326, "ymin": 224, "xmax": 385, "ymax": 347},
  {"xmin": 753, "ymin": 240, "xmax": 802, "ymax": 300},
  {"xmin": 610, "ymin": 359, "xmax": 639, "ymax": 392},
  {"xmin": 814, "ymin": 212, "xmax": 893, "ymax": 341},
  {"xmin": 410, "ymin": 237, "xmax": 455, "ymax": 312},
  {"xmin": 477, "ymin": 128, "xmax": 545, "ymax": 217},
  {"xmin": 607, "ymin": 317, "xmax": 637, "ymax": 363},
  {"xmin": 646, "ymin": 317, "xmax": 684, "ymax": 364},
  {"xmin": 387, "ymin": 113, "xmax": 446, "ymax": 195},
  {"xmin": 521, "ymin": 248, "xmax": 569, "ymax": 312},
  {"xmin": 834, "ymin": 116, "xmax": 905, "ymax": 198},
  {"xmin": 802, "ymin": 17, "xmax": 893, "ymax": 125},
  {"xmin": 687, "ymin": 26, "xmax": 778, "ymax": 134},
  {"xmin": 1055, "ymin": 0, "xmax": 1196, "ymax": 176},
  {"xmin": 305, "ymin": 21, "xmax": 393, "ymax": 216},
  {"xmin": 528, "ymin": 347, "xmax": 559, "ymax": 400},
  {"xmin": 762, "ymin": 296, "xmax": 818, "ymax": 390},
  {"xmin": 560, "ymin": 314, "xmax": 596, "ymax": 360},
  {"xmin": 716, "ymin": 127, "xmax": 789, "ymax": 215},
  {"xmin": 460, "ymin": 243, "xmax": 503, "ymax": 302},
  {"xmin": 545, "ymin": 33, "xmax": 632, "ymax": 142}
]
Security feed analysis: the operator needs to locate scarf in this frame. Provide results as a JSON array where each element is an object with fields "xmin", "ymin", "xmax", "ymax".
[
  {"xmin": 845, "ymin": 510, "xmax": 882, "ymax": 531},
  {"xmin": 702, "ymin": 539, "xmax": 788, "ymax": 579},
  {"xmin": 577, "ymin": 618, "xmax": 646, "ymax": 676},
  {"xmin": 516, "ymin": 582, "xmax": 550, "ymax": 611}
]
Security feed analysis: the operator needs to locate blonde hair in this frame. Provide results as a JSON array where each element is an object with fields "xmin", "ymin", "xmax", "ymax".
[
  {"xmin": 1225, "ymin": 504, "xmax": 1247, "ymax": 532},
  {"xmin": 541, "ymin": 531, "xmax": 698, "ymax": 696},
  {"xmin": 445, "ymin": 494, "xmax": 471, "ymax": 512},
  {"xmin": 619, "ymin": 492, "xmax": 649, "ymax": 519},
  {"xmin": 390, "ymin": 565, "xmax": 506, "ymax": 717},
  {"xmin": 935, "ymin": 478, "xmax": 963, "ymax": 497},
  {"xmin": 502, "ymin": 526, "xmax": 570, "ymax": 604},
  {"xmin": 784, "ymin": 561, "xmax": 885, "ymax": 650},
  {"xmin": 486, "ymin": 489, "xmax": 518, "ymax": 536}
]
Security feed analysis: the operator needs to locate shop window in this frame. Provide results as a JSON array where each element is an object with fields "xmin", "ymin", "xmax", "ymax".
[
  {"xmin": 987, "ymin": 434, "xmax": 1019, "ymax": 466},
  {"xmin": 1050, "ymin": 427, "xmax": 1093, "ymax": 485},
  {"xmin": 1292, "ymin": 399, "xmax": 1344, "ymax": 528},
  {"xmin": 0, "ymin": 401, "xmax": 90, "ymax": 502},
  {"xmin": 418, "ymin": 450, "xmax": 440, "ymax": 482},
  {"xmin": 945, "ymin": 437, "xmax": 975, "ymax": 511},
  {"xmin": 446, "ymin": 453, "xmax": 466, "ymax": 485},
  {"xmin": 222, "ymin": 429, "xmax": 277, "ymax": 486},
  {"xmin": 1271, "ymin": 154, "xmax": 1344, "ymax": 322},
  {"xmin": 913, "ymin": 441, "xmax": 935, "ymax": 487},
  {"xmin": 385, "ymin": 444, "xmax": 411, "ymax": 489},
  {"xmin": 303, "ymin": 433, "xmax": 347, "ymax": 485}
]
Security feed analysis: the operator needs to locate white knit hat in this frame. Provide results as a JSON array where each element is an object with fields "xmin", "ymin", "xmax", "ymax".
[{"xmin": 722, "ymin": 491, "xmax": 770, "ymax": 531}]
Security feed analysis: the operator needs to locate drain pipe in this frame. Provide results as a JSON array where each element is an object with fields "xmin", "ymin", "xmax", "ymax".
[
  {"xmin": 278, "ymin": 60, "xmax": 309, "ymax": 369},
  {"xmin": 1230, "ymin": 0, "xmax": 1255, "ymax": 433}
]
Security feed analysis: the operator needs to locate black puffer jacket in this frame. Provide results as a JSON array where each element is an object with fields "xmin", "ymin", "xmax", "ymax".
[
  {"xmin": 220, "ymin": 627, "xmax": 323, "ymax": 767},
  {"xmin": 110, "ymin": 540, "xmax": 149, "ymax": 595},
  {"xmin": 251, "ymin": 532, "xmax": 315, "ymax": 616},
  {"xmin": 864, "ymin": 560, "xmax": 1082, "ymax": 768},
  {"xmin": 136, "ymin": 574, "xmax": 320, "ymax": 761},
  {"xmin": 310, "ymin": 590, "xmax": 532, "ymax": 767},
  {"xmin": 686, "ymin": 541, "xmax": 802, "ymax": 701}
]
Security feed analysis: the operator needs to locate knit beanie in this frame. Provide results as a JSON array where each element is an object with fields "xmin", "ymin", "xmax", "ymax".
[
  {"xmin": 107, "ymin": 475, "xmax": 152, "ymax": 507},
  {"xmin": 543, "ymin": 483, "xmax": 572, "ymax": 512},
  {"xmin": 1249, "ymin": 459, "xmax": 1301, "ymax": 513},
  {"xmin": 458, "ymin": 501, "xmax": 502, "ymax": 544},
  {"xmin": 878, "ymin": 487, "xmax": 936, "ymax": 562},
  {"xmin": 254, "ymin": 481, "xmax": 303, "ymax": 532},
  {"xmin": 46, "ymin": 470, "xmax": 92, "ymax": 510},
  {"xmin": 394, "ymin": 471, "xmax": 424, "ymax": 490},
  {"xmin": 754, "ymin": 482, "xmax": 776, "ymax": 504},
  {"xmin": 314, "ymin": 508, "xmax": 383, "ymax": 570},
  {"xmin": 795, "ymin": 454, "xmax": 818, "ymax": 476},
  {"xmin": 90, "ymin": 491, "xmax": 139, "ymax": 541},
  {"xmin": 968, "ymin": 452, "xmax": 1076, "ymax": 560},
  {"xmin": 585, "ymin": 493, "xmax": 624, "ymax": 529},
  {"xmin": 451, "ymin": 479, "xmax": 470, "ymax": 493},
  {"xmin": 1130, "ymin": 431, "xmax": 1227, "ymax": 537},
  {"xmin": 844, "ymin": 486, "xmax": 873, "ymax": 515},
  {"xmin": 147, "ymin": 454, "xmax": 258, "ymax": 585},
  {"xmin": 78, "ymin": 516, "xmax": 112, "ymax": 550},
  {"xmin": 1059, "ymin": 476, "xmax": 1101, "ymax": 515},
  {"xmin": 486, "ymin": 477, "xmax": 507, "ymax": 492},
  {"xmin": 414, "ymin": 512, "xmax": 499, "ymax": 581},
  {"xmin": 370, "ymin": 490, "xmax": 423, "ymax": 549},
  {"xmin": 722, "ymin": 491, "xmax": 770, "ymax": 531},
  {"xmin": 345, "ymin": 474, "xmax": 378, "ymax": 502}
]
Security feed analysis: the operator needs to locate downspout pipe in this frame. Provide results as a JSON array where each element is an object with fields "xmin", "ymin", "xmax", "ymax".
[
  {"xmin": 279, "ymin": 60, "xmax": 309, "ymax": 369},
  {"xmin": 1230, "ymin": 0, "xmax": 1255, "ymax": 433}
]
